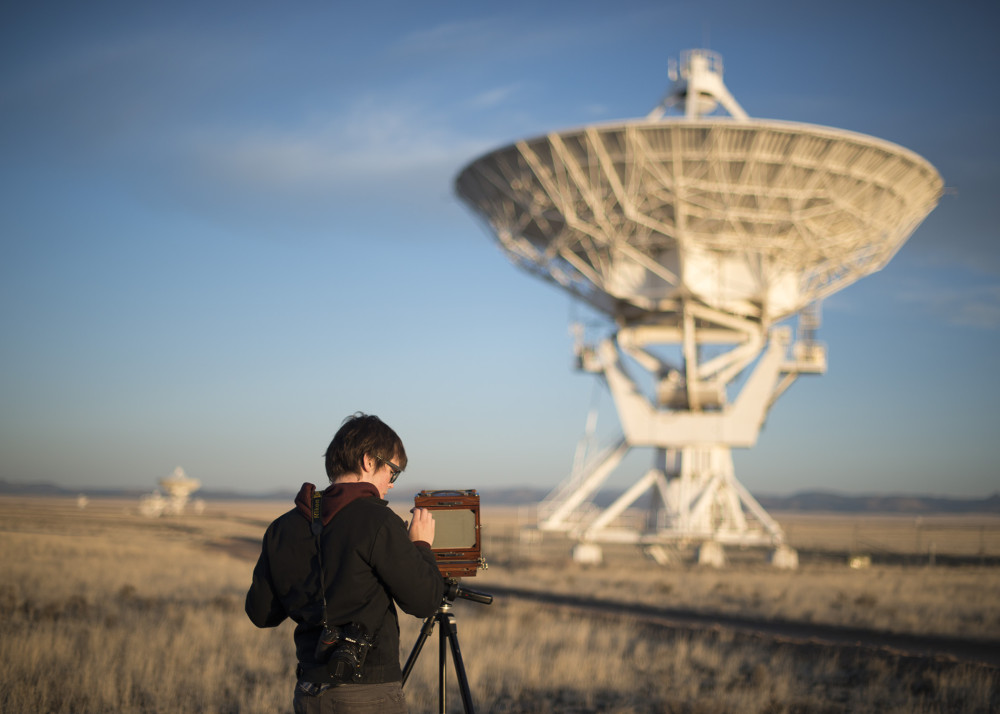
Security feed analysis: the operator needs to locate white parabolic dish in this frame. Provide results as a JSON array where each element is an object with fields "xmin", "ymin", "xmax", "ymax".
[{"xmin": 456, "ymin": 119, "xmax": 943, "ymax": 323}]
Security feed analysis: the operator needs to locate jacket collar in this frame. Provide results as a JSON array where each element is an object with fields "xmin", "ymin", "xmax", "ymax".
[{"xmin": 294, "ymin": 481, "xmax": 381, "ymax": 524}]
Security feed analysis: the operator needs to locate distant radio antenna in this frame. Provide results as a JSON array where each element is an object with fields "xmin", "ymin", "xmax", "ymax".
[
  {"xmin": 160, "ymin": 466, "xmax": 200, "ymax": 514},
  {"xmin": 140, "ymin": 466, "xmax": 202, "ymax": 517}
]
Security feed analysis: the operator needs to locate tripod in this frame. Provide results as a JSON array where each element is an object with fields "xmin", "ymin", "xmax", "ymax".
[{"xmin": 402, "ymin": 579, "xmax": 492, "ymax": 714}]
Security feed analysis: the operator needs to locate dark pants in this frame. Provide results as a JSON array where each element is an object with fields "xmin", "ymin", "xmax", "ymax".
[{"xmin": 293, "ymin": 680, "xmax": 408, "ymax": 714}]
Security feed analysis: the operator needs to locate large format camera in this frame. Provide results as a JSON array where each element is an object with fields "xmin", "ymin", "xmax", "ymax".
[
  {"xmin": 314, "ymin": 622, "xmax": 374, "ymax": 684},
  {"xmin": 415, "ymin": 490, "xmax": 486, "ymax": 577}
]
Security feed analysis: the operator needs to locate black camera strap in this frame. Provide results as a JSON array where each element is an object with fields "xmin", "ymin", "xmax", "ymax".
[
  {"xmin": 311, "ymin": 491, "xmax": 328, "ymax": 627},
  {"xmin": 306, "ymin": 489, "xmax": 376, "ymax": 686}
]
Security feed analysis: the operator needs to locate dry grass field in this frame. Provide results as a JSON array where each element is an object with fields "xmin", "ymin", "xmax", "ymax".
[
  {"xmin": 1, "ymin": 496, "xmax": 997, "ymax": 713},
  {"xmin": 478, "ymin": 508, "xmax": 1000, "ymax": 640}
]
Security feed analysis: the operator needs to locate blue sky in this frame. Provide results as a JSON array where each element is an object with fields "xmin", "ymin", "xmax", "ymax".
[{"xmin": 1, "ymin": 0, "xmax": 997, "ymax": 498}]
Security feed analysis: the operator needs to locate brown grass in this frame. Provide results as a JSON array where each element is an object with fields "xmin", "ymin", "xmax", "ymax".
[
  {"xmin": 476, "ymin": 507, "xmax": 1000, "ymax": 639},
  {"xmin": 1, "ymin": 496, "xmax": 997, "ymax": 713}
]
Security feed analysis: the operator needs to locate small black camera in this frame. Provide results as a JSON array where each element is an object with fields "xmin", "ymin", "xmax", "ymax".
[{"xmin": 314, "ymin": 622, "xmax": 374, "ymax": 684}]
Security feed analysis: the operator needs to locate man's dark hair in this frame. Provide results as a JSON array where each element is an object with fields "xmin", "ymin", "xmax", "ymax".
[{"xmin": 325, "ymin": 413, "xmax": 408, "ymax": 483}]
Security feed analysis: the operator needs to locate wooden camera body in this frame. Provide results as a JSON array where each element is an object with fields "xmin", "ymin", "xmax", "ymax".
[{"xmin": 414, "ymin": 490, "xmax": 484, "ymax": 578}]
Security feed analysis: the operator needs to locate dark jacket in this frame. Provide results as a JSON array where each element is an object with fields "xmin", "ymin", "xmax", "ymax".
[{"xmin": 245, "ymin": 482, "xmax": 445, "ymax": 683}]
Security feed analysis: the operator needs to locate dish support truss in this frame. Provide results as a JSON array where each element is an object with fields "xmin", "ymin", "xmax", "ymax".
[{"xmin": 536, "ymin": 301, "xmax": 825, "ymax": 564}]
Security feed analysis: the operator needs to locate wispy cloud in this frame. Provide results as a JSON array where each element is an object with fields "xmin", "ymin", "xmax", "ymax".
[
  {"xmin": 183, "ymin": 96, "xmax": 493, "ymax": 193},
  {"xmin": 583, "ymin": 103, "xmax": 612, "ymax": 118},
  {"xmin": 465, "ymin": 84, "xmax": 522, "ymax": 109},
  {"xmin": 896, "ymin": 282, "xmax": 1000, "ymax": 330},
  {"xmin": 391, "ymin": 18, "xmax": 506, "ymax": 56}
]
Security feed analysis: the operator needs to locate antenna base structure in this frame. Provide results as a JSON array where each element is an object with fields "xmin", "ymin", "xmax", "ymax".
[
  {"xmin": 455, "ymin": 49, "xmax": 942, "ymax": 567},
  {"xmin": 538, "ymin": 305, "xmax": 825, "ymax": 565}
]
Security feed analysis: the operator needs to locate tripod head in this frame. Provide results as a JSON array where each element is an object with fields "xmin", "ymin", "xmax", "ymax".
[{"xmin": 443, "ymin": 577, "xmax": 492, "ymax": 606}]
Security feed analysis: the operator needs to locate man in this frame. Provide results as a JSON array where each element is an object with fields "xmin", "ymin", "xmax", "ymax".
[{"xmin": 246, "ymin": 413, "xmax": 444, "ymax": 713}]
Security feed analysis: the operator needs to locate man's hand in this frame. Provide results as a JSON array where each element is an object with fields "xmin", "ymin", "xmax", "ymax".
[{"xmin": 408, "ymin": 507, "xmax": 435, "ymax": 546}]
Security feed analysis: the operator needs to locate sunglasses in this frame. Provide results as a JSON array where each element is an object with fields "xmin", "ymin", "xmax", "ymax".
[{"xmin": 377, "ymin": 456, "xmax": 403, "ymax": 484}]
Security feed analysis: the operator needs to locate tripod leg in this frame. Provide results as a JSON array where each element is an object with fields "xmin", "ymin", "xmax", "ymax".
[
  {"xmin": 401, "ymin": 613, "xmax": 437, "ymax": 685},
  {"xmin": 438, "ymin": 614, "xmax": 448, "ymax": 713},
  {"xmin": 442, "ymin": 612, "xmax": 476, "ymax": 714}
]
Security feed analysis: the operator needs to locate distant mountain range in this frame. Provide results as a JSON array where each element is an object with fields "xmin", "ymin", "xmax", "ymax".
[
  {"xmin": 1, "ymin": 479, "xmax": 998, "ymax": 514},
  {"xmin": 755, "ymin": 491, "xmax": 1000, "ymax": 514}
]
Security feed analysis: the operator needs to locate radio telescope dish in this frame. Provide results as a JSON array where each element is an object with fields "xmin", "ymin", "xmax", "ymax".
[
  {"xmin": 159, "ymin": 466, "xmax": 201, "ymax": 515},
  {"xmin": 456, "ymin": 50, "xmax": 942, "ymax": 566}
]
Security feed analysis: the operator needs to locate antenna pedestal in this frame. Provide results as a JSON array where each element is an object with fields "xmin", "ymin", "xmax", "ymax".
[{"xmin": 538, "ymin": 308, "xmax": 824, "ymax": 566}]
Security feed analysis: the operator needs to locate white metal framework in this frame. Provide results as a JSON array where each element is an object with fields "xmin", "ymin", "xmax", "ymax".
[{"xmin": 455, "ymin": 50, "xmax": 942, "ymax": 563}]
